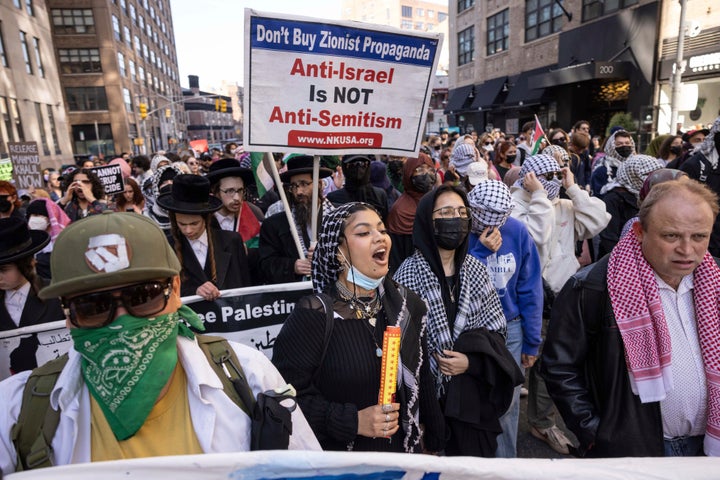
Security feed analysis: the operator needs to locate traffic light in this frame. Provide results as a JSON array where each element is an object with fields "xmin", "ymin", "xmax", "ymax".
[
  {"xmin": 220, "ymin": 99, "xmax": 227, "ymax": 113},
  {"xmin": 214, "ymin": 98, "xmax": 220, "ymax": 111},
  {"xmin": 139, "ymin": 103, "xmax": 148, "ymax": 120},
  {"xmin": 165, "ymin": 108, "xmax": 171, "ymax": 118}
]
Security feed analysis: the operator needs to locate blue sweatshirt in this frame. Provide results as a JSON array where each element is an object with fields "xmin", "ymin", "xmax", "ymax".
[{"xmin": 468, "ymin": 217, "xmax": 543, "ymax": 356}]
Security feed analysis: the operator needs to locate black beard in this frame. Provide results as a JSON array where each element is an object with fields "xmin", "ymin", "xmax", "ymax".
[{"xmin": 292, "ymin": 196, "xmax": 312, "ymax": 226}]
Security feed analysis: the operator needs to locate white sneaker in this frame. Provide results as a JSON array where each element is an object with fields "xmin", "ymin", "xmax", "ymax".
[{"xmin": 530, "ymin": 425, "xmax": 572, "ymax": 455}]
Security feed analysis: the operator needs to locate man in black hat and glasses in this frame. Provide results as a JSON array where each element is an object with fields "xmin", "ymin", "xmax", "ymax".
[
  {"xmin": 258, "ymin": 155, "xmax": 335, "ymax": 284},
  {"xmin": 157, "ymin": 174, "xmax": 253, "ymax": 299}
]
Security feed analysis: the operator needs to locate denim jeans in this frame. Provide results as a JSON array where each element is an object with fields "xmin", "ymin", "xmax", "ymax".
[
  {"xmin": 664, "ymin": 435, "xmax": 704, "ymax": 456},
  {"xmin": 495, "ymin": 317, "xmax": 523, "ymax": 458}
]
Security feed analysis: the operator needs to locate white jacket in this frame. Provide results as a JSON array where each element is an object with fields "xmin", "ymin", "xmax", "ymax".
[
  {"xmin": 0, "ymin": 336, "xmax": 321, "ymax": 474},
  {"xmin": 510, "ymin": 184, "xmax": 611, "ymax": 293}
]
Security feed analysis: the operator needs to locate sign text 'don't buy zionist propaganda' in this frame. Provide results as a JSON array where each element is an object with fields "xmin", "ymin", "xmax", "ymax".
[{"xmin": 243, "ymin": 10, "xmax": 442, "ymax": 156}]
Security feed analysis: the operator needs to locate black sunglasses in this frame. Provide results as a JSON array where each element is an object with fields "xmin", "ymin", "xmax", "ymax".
[
  {"xmin": 544, "ymin": 171, "xmax": 564, "ymax": 181},
  {"xmin": 63, "ymin": 279, "xmax": 172, "ymax": 328}
]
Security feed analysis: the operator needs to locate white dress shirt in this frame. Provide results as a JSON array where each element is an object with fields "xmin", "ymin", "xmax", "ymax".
[
  {"xmin": 213, "ymin": 211, "xmax": 235, "ymax": 232},
  {"xmin": 188, "ymin": 230, "xmax": 208, "ymax": 269},
  {"xmin": 4, "ymin": 282, "xmax": 31, "ymax": 327}
]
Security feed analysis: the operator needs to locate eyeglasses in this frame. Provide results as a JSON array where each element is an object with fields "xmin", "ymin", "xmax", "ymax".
[
  {"xmin": 414, "ymin": 166, "xmax": 436, "ymax": 176},
  {"xmin": 433, "ymin": 206, "xmax": 470, "ymax": 219},
  {"xmin": 219, "ymin": 187, "xmax": 245, "ymax": 197},
  {"xmin": 483, "ymin": 141, "xmax": 493, "ymax": 146},
  {"xmin": 544, "ymin": 171, "xmax": 564, "ymax": 181},
  {"xmin": 288, "ymin": 180, "xmax": 313, "ymax": 192},
  {"xmin": 63, "ymin": 279, "xmax": 172, "ymax": 328}
]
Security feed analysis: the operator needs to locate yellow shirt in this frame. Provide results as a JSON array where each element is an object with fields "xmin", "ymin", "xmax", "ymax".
[{"xmin": 90, "ymin": 362, "xmax": 203, "ymax": 461}]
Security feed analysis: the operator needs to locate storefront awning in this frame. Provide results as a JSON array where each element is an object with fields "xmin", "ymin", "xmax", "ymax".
[
  {"xmin": 530, "ymin": 61, "xmax": 631, "ymax": 89},
  {"xmin": 470, "ymin": 77, "xmax": 508, "ymax": 110},
  {"xmin": 504, "ymin": 70, "xmax": 548, "ymax": 108},
  {"xmin": 444, "ymin": 84, "xmax": 474, "ymax": 113}
]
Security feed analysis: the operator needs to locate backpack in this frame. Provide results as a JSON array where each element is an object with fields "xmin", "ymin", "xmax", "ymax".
[{"xmin": 10, "ymin": 334, "xmax": 295, "ymax": 471}]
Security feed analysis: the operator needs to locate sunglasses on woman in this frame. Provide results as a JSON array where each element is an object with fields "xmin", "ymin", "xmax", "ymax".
[
  {"xmin": 62, "ymin": 279, "xmax": 173, "ymax": 328},
  {"xmin": 543, "ymin": 171, "xmax": 564, "ymax": 181}
]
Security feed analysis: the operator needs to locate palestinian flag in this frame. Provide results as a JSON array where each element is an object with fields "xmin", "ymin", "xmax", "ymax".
[
  {"xmin": 251, "ymin": 152, "xmax": 274, "ymax": 197},
  {"xmin": 530, "ymin": 114, "xmax": 547, "ymax": 155}
]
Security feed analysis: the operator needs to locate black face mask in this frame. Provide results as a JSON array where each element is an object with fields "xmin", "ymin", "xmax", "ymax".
[
  {"xmin": 505, "ymin": 154, "xmax": 517, "ymax": 164},
  {"xmin": 433, "ymin": 217, "xmax": 470, "ymax": 251},
  {"xmin": 552, "ymin": 138, "xmax": 567, "ymax": 148},
  {"xmin": 669, "ymin": 145, "xmax": 683, "ymax": 155},
  {"xmin": 615, "ymin": 145, "xmax": 633, "ymax": 158},
  {"xmin": 411, "ymin": 173, "xmax": 435, "ymax": 193},
  {"xmin": 0, "ymin": 197, "xmax": 11, "ymax": 213},
  {"xmin": 344, "ymin": 161, "xmax": 369, "ymax": 184},
  {"xmin": 388, "ymin": 160, "xmax": 404, "ymax": 177}
]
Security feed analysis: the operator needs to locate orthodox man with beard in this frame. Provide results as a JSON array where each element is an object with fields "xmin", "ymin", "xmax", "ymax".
[{"xmin": 259, "ymin": 155, "xmax": 336, "ymax": 284}]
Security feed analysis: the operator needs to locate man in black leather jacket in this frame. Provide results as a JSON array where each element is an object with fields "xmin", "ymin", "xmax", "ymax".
[{"xmin": 541, "ymin": 179, "xmax": 720, "ymax": 457}]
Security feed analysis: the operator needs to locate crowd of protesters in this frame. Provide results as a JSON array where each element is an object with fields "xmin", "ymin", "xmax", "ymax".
[{"xmin": 1, "ymin": 114, "xmax": 719, "ymax": 473}]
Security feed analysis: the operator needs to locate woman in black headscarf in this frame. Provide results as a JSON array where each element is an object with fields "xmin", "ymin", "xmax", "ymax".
[
  {"xmin": 272, "ymin": 202, "xmax": 444, "ymax": 453},
  {"xmin": 394, "ymin": 184, "xmax": 523, "ymax": 457}
]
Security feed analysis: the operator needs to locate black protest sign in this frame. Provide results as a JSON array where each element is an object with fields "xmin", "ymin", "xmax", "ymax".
[
  {"xmin": 8, "ymin": 142, "xmax": 42, "ymax": 189},
  {"xmin": 89, "ymin": 164, "xmax": 124, "ymax": 195}
]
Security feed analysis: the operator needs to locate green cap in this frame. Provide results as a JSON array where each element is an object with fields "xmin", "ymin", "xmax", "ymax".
[{"xmin": 39, "ymin": 211, "xmax": 181, "ymax": 299}]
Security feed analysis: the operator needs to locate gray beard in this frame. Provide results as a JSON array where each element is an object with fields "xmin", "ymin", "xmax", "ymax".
[{"xmin": 293, "ymin": 199, "xmax": 312, "ymax": 227}]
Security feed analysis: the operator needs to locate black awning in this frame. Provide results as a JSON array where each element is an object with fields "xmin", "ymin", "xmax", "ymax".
[
  {"xmin": 530, "ymin": 61, "xmax": 632, "ymax": 88},
  {"xmin": 504, "ymin": 68, "xmax": 550, "ymax": 107},
  {"xmin": 444, "ymin": 84, "xmax": 474, "ymax": 113},
  {"xmin": 470, "ymin": 76, "xmax": 507, "ymax": 109}
]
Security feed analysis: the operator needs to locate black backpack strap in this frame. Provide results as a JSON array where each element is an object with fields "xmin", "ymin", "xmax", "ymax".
[
  {"xmin": 196, "ymin": 334, "xmax": 255, "ymax": 416},
  {"xmin": 313, "ymin": 293, "xmax": 335, "ymax": 382},
  {"xmin": 11, "ymin": 353, "xmax": 69, "ymax": 472}
]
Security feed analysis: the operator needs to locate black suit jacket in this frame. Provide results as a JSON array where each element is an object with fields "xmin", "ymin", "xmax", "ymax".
[
  {"xmin": 0, "ymin": 288, "xmax": 64, "ymax": 374},
  {"xmin": 258, "ymin": 211, "xmax": 309, "ymax": 284},
  {"xmin": 169, "ymin": 229, "xmax": 251, "ymax": 297}
]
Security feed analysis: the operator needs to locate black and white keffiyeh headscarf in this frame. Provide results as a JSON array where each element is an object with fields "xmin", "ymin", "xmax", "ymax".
[
  {"xmin": 467, "ymin": 180, "xmax": 515, "ymax": 234},
  {"xmin": 517, "ymin": 154, "xmax": 562, "ymax": 200},
  {"xmin": 542, "ymin": 144, "xmax": 570, "ymax": 165},
  {"xmin": 311, "ymin": 201, "xmax": 425, "ymax": 452},
  {"xmin": 697, "ymin": 116, "xmax": 720, "ymax": 169},
  {"xmin": 616, "ymin": 154, "xmax": 664, "ymax": 197}
]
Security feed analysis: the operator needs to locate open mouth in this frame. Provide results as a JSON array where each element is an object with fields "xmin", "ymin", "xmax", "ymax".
[{"xmin": 372, "ymin": 248, "xmax": 387, "ymax": 262}]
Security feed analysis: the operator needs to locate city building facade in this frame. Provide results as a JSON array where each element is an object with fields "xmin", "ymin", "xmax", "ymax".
[
  {"xmin": 48, "ymin": 0, "xmax": 184, "ymax": 158},
  {"xmin": 183, "ymin": 75, "xmax": 235, "ymax": 148},
  {"xmin": 0, "ymin": 0, "xmax": 72, "ymax": 168},
  {"xmin": 445, "ymin": 0, "xmax": 662, "ymax": 144}
]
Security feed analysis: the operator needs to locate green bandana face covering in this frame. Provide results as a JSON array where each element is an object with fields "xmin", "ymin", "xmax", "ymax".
[{"xmin": 71, "ymin": 305, "xmax": 204, "ymax": 440}]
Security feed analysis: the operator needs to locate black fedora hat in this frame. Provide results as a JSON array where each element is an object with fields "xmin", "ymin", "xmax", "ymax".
[
  {"xmin": 279, "ymin": 154, "xmax": 334, "ymax": 183},
  {"xmin": 156, "ymin": 174, "xmax": 223, "ymax": 214},
  {"xmin": 0, "ymin": 217, "xmax": 50, "ymax": 264},
  {"xmin": 206, "ymin": 158, "xmax": 254, "ymax": 187}
]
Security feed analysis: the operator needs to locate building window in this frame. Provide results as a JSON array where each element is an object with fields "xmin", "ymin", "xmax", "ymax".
[
  {"xmin": 139, "ymin": 15, "xmax": 144, "ymax": 29},
  {"xmin": 124, "ymin": 25, "xmax": 131, "ymax": 45},
  {"xmin": 51, "ymin": 9, "xmax": 95, "ymax": 34},
  {"xmin": 583, "ymin": 0, "xmax": 637, "ymax": 21},
  {"xmin": 415, "ymin": 22, "xmax": 424, "ymax": 30},
  {"xmin": 13, "ymin": 0, "xmax": 20, "ymax": 8},
  {"xmin": 32, "ymin": 37, "xmax": 44, "ymax": 77},
  {"xmin": 134, "ymin": 35, "xmax": 141, "ymax": 55},
  {"xmin": 401, "ymin": 5, "xmax": 412, "ymax": 17},
  {"xmin": 526, "ymin": 0, "xmax": 563, "ymax": 41},
  {"xmin": 138, "ymin": 65, "xmax": 145, "ymax": 85},
  {"xmin": 19, "ymin": 32, "xmax": 32, "ymax": 74},
  {"xmin": 417, "ymin": 8, "xmax": 424, "ymax": 16},
  {"xmin": 117, "ymin": 52, "xmax": 126, "ymax": 77},
  {"xmin": 25, "ymin": 0, "xmax": 34, "ymax": 16},
  {"xmin": 150, "ymin": 50, "xmax": 155, "ymax": 66},
  {"xmin": 438, "ymin": 12, "xmax": 448, "ymax": 22},
  {"xmin": 119, "ymin": 0, "xmax": 127, "ymax": 14},
  {"xmin": 129, "ymin": 59, "xmax": 136, "ymax": 81},
  {"xmin": 401, "ymin": 20, "xmax": 412, "ymax": 29},
  {"xmin": 65, "ymin": 87, "xmax": 108, "ymax": 111},
  {"xmin": 129, "ymin": 3, "xmax": 136, "ymax": 22},
  {"xmin": 143, "ymin": 43, "xmax": 148, "ymax": 59},
  {"xmin": 58, "ymin": 48, "xmax": 101, "ymax": 74},
  {"xmin": 0, "ymin": 23, "xmax": 7, "ymax": 67},
  {"xmin": 34, "ymin": 103, "xmax": 50, "ymax": 155},
  {"xmin": 457, "ymin": 26, "xmax": 474, "ymax": 66},
  {"xmin": 123, "ymin": 88, "xmax": 132, "ymax": 113},
  {"xmin": 1, "ymin": 97, "xmax": 14, "ymax": 143},
  {"xmin": 10, "ymin": 99, "xmax": 24, "ymax": 141},
  {"xmin": 487, "ymin": 9, "xmax": 509, "ymax": 55},
  {"xmin": 458, "ymin": 0, "xmax": 474, "ymax": 13},
  {"xmin": 46, "ymin": 104, "xmax": 61, "ymax": 154},
  {"xmin": 112, "ymin": 15, "xmax": 121, "ymax": 40},
  {"xmin": 428, "ymin": 10, "xmax": 435, "ymax": 18}
]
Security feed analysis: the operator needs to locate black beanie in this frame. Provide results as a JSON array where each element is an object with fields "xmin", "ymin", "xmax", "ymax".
[{"xmin": 26, "ymin": 199, "xmax": 49, "ymax": 218}]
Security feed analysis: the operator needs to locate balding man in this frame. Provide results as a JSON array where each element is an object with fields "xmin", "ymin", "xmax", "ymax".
[{"xmin": 541, "ymin": 179, "xmax": 720, "ymax": 457}]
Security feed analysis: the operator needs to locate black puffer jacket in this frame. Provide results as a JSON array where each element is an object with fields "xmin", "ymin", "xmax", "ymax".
[{"xmin": 540, "ymin": 255, "xmax": 664, "ymax": 457}]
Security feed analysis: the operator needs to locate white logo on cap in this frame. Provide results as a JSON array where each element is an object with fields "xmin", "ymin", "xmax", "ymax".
[{"xmin": 85, "ymin": 234, "xmax": 131, "ymax": 273}]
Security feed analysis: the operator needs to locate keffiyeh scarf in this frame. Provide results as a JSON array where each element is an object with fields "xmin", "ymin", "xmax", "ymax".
[
  {"xmin": 467, "ymin": 179, "xmax": 514, "ymax": 234},
  {"xmin": 517, "ymin": 154, "xmax": 562, "ymax": 200},
  {"xmin": 615, "ymin": 155, "xmax": 665, "ymax": 197},
  {"xmin": 696, "ymin": 116, "xmax": 720, "ymax": 169},
  {"xmin": 608, "ymin": 230, "xmax": 720, "ymax": 455}
]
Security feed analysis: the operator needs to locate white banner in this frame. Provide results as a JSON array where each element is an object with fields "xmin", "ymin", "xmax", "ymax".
[
  {"xmin": 243, "ymin": 10, "xmax": 442, "ymax": 156},
  {"xmin": 7, "ymin": 450, "xmax": 720, "ymax": 479}
]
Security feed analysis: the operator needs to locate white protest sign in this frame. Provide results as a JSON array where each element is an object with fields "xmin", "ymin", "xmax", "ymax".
[{"xmin": 243, "ymin": 10, "xmax": 442, "ymax": 156}]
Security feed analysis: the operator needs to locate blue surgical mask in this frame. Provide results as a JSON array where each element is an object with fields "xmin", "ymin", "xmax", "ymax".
[{"xmin": 339, "ymin": 250, "xmax": 384, "ymax": 291}]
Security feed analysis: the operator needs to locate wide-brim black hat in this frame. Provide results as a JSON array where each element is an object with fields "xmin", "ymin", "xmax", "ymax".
[
  {"xmin": 206, "ymin": 158, "xmax": 254, "ymax": 187},
  {"xmin": 0, "ymin": 217, "xmax": 50, "ymax": 264},
  {"xmin": 156, "ymin": 174, "xmax": 223, "ymax": 214},
  {"xmin": 280, "ymin": 154, "xmax": 333, "ymax": 183}
]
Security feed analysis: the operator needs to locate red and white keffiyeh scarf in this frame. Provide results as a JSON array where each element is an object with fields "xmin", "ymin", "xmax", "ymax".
[{"xmin": 608, "ymin": 229, "xmax": 720, "ymax": 455}]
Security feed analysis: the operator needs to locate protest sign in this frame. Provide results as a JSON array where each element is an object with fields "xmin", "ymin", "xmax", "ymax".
[
  {"xmin": 0, "ymin": 158, "xmax": 12, "ymax": 181},
  {"xmin": 0, "ymin": 282, "xmax": 312, "ymax": 381},
  {"xmin": 88, "ymin": 164, "xmax": 125, "ymax": 195},
  {"xmin": 8, "ymin": 141, "xmax": 42, "ymax": 189},
  {"xmin": 243, "ymin": 10, "xmax": 442, "ymax": 156}
]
